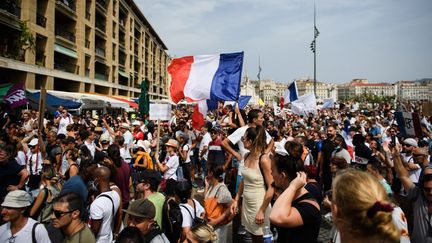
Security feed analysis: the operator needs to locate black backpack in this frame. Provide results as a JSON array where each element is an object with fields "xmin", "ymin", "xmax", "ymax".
[
  {"xmin": 162, "ymin": 198, "xmax": 183, "ymax": 243},
  {"xmin": 180, "ymin": 200, "xmax": 206, "ymax": 227}
]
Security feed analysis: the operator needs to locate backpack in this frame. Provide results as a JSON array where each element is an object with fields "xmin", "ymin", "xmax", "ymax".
[
  {"xmin": 37, "ymin": 186, "xmax": 60, "ymax": 224},
  {"xmin": 180, "ymin": 200, "xmax": 206, "ymax": 227},
  {"xmin": 162, "ymin": 198, "xmax": 183, "ymax": 243}
]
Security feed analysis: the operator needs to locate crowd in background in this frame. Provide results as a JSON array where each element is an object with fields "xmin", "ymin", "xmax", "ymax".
[{"xmin": 0, "ymin": 100, "xmax": 431, "ymax": 243}]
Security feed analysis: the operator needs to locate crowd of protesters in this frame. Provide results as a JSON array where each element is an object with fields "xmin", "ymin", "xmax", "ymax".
[{"xmin": 0, "ymin": 99, "xmax": 431, "ymax": 243}]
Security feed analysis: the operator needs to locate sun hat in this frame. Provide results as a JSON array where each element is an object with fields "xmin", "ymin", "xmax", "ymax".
[
  {"xmin": 121, "ymin": 123, "xmax": 130, "ymax": 129},
  {"xmin": 165, "ymin": 139, "xmax": 179, "ymax": 148},
  {"xmin": 1, "ymin": 190, "xmax": 32, "ymax": 208}
]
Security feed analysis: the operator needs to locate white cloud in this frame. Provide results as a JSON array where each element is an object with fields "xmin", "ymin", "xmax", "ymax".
[{"xmin": 135, "ymin": 0, "xmax": 432, "ymax": 83}]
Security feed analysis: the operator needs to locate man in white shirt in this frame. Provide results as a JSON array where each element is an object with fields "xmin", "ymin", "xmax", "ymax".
[
  {"xmin": 199, "ymin": 124, "xmax": 212, "ymax": 178},
  {"xmin": 90, "ymin": 166, "xmax": 121, "ymax": 243},
  {"xmin": 121, "ymin": 123, "xmax": 134, "ymax": 145},
  {"xmin": 0, "ymin": 190, "xmax": 51, "ymax": 243}
]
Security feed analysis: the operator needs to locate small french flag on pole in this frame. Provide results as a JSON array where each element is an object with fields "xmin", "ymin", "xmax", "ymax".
[{"xmin": 168, "ymin": 52, "xmax": 244, "ymax": 103}]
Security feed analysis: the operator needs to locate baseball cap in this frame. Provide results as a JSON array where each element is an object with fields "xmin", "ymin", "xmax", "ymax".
[
  {"xmin": 132, "ymin": 120, "xmax": 140, "ymax": 126},
  {"xmin": 403, "ymin": 138, "xmax": 418, "ymax": 147},
  {"xmin": 1, "ymin": 190, "xmax": 32, "ymax": 208},
  {"xmin": 121, "ymin": 123, "xmax": 130, "ymax": 129},
  {"xmin": 123, "ymin": 199, "xmax": 155, "ymax": 219},
  {"xmin": 136, "ymin": 169, "xmax": 162, "ymax": 185},
  {"xmin": 28, "ymin": 138, "xmax": 38, "ymax": 146}
]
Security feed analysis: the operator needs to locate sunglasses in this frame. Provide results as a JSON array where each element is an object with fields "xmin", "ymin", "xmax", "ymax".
[{"xmin": 53, "ymin": 209, "xmax": 74, "ymax": 218}]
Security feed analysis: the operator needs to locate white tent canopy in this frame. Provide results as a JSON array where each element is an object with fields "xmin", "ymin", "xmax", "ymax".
[{"xmin": 46, "ymin": 90, "xmax": 130, "ymax": 109}]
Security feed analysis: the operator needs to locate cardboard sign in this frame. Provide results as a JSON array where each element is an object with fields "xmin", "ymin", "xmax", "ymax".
[
  {"xmin": 149, "ymin": 103, "xmax": 171, "ymax": 121},
  {"xmin": 422, "ymin": 102, "xmax": 432, "ymax": 116}
]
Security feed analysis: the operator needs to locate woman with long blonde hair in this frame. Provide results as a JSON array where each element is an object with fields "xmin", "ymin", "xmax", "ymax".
[{"xmin": 331, "ymin": 169, "xmax": 400, "ymax": 243}]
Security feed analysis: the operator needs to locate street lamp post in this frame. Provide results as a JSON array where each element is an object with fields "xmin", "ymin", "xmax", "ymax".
[{"xmin": 310, "ymin": 0, "xmax": 319, "ymax": 97}]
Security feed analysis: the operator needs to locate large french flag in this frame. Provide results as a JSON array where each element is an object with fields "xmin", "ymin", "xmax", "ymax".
[{"xmin": 168, "ymin": 52, "xmax": 244, "ymax": 103}]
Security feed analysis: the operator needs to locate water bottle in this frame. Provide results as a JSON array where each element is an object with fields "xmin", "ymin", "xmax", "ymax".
[{"xmin": 263, "ymin": 226, "xmax": 273, "ymax": 243}]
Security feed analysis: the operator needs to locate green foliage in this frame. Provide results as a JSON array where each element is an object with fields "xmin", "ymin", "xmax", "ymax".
[{"xmin": 18, "ymin": 21, "xmax": 35, "ymax": 54}]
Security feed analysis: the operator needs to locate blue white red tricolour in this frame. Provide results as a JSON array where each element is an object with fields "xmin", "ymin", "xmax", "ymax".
[{"xmin": 168, "ymin": 52, "xmax": 244, "ymax": 103}]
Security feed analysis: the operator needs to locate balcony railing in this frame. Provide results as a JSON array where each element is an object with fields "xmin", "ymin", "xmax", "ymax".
[
  {"xmin": 95, "ymin": 22, "xmax": 106, "ymax": 32},
  {"xmin": 95, "ymin": 47, "xmax": 105, "ymax": 57},
  {"xmin": 54, "ymin": 62, "xmax": 77, "ymax": 73},
  {"xmin": 95, "ymin": 72, "xmax": 108, "ymax": 80},
  {"xmin": 57, "ymin": 0, "xmax": 76, "ymax": 12},
  {"xmin": 96, "ymin": 0, "xmax": 106, "ymax": 10},
  {"xmin": 55, "ymin": 27, "xmax": 76, "ymax": 42},
  {"xmin": 85, "ymin": 68, "xmax": 90, "ymax": 77},
  {"xmin": 85, "ymin": 39, "xmax": 90, "ymax": 48},
  {"xmin": 36, "ymin": 13, "xmax": 47, "ymax": 27},
  {"xmin": 0, "ymin": 2, "xmax": 21, "ymax": 18}
]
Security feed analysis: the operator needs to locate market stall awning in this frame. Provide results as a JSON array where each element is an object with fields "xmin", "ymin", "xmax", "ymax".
[
  {"xmin": 26, "ymin": 91, "xmax": 82, "ymax": 109},
  {"xmin": 112, "ymin": 96, "xmax": 138, "ymax": 108}
]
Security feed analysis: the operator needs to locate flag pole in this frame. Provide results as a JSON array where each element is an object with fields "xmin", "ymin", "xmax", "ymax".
[{"xmin": 313, "ymin": 0, "xmax": 317, "ymax": 97}]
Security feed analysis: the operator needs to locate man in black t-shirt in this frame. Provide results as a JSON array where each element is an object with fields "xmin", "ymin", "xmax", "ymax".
[
  {"xmin": 0, "ymin": 143, "xmax": 29, "ymax": 203},
  {"xmin": 318, "ymin": 125, "xmax": 336, "ymax": 191}
]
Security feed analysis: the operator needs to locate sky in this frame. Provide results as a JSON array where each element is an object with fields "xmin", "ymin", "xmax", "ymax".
[{"xmin": 136, "ymin": 0, "xmax": 432, "ymax": 84}]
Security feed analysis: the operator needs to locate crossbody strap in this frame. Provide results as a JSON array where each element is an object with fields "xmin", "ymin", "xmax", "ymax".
[
  {"xmin": 32, "ymin": 223, "xmax": 40, "ymax": 243},
  {"xmin": 180, "ymin": 204, "xmax": 195, "ymax": 222},
  {"xmin": 97, "ymin": 193, "xmax": 115, "ymax": 233}
]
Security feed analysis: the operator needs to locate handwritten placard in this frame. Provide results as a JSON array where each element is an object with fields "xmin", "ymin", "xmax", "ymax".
[{"xmin": 149, "ymin": 103, "xmax": 171, "ymax": 121}]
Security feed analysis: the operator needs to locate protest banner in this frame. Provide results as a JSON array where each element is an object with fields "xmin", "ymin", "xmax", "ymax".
[{"xmin": 394, "ymin": 112, "xmax": 422, "ymax": 137}]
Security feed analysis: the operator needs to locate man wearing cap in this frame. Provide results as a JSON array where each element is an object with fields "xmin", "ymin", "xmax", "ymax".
[
  {"xmin": 132, "ymin": 120, "xmax": 144, "ymax": 141},
  {"xmin": 401, "ymin": 138, "xmax": 421, "ymax": 185},
  {"xmin": 99, "ymin": 133, "xmax": 111, "ymax": 152},
  {"xmin": 22, "ymin": 136, "xmax": 45, "ymax": 191},
  {"xmin": 120, "ymin": 123, "xmax": 134, "ymax": 145},
  {"xmin": 155, "ymin": 139, "xmax": 180, "ymax": 182},
  {"xmin": 123, "ymin": 198, "xmax": 169, "ymax": 242},
  {"xmin": 0, "ymin": 190, "xmax": 50, "ymax": 243},
  {"xmin": 135, "ymin": 170, "xmax": 165, "ymax": 228}
]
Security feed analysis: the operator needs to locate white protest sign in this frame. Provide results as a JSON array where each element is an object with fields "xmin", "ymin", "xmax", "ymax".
[
  {"xmin": 273, "ymin": 102, "xmax": 281, "ymax": 116},
  {"xmin": 149, "ymin": 103, "xmax": 171, "ymax": 121}
]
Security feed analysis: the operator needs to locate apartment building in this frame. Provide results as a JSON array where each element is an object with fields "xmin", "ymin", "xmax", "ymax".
[
  {"xmin": 395, "ymin": 80, "xmax": 432, "ymax": 101},
  {"xmin": 0, "ymin": 0, "xmax": 170, "ymax": 99},
  {"xmin": 337, "ymin": 79, "xmax": 396, "ymax": 100},
  {"xmin": 295, "ymin": 79, "xmax": 337, "ymax": 100}
]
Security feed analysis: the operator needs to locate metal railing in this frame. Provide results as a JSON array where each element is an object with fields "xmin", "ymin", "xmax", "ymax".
[
  {"xmin": 57, "ymin": 0, "xmax": 76, "ymax": 12},
  {"xmin": 95, "ymin": 22, "xmax": 106, "ymax": 32},
  {"xmin": 55, "ymin": 27, "xmax": 76, "ymax": 42},
  {"xmin": 54, "ymin": 62, "xmax": 77, "ymax": 73},
  {"xmin": 0, "ymin": 2, "xmax": 21, "ymax": 18},
  {"xmin": 95, "ymin": 47, "xmax": 105, "ymax": 57},
  {"xmin": 36, "ymin": 13, "xmax": 47, "ymax": 27},
  {"xmin": 96, "ymin": 0, "xmax": 106, "ymax": 9},
  {"xmin": 95, "ymin": 72, "xmax": 108, "ymax": 80}
]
